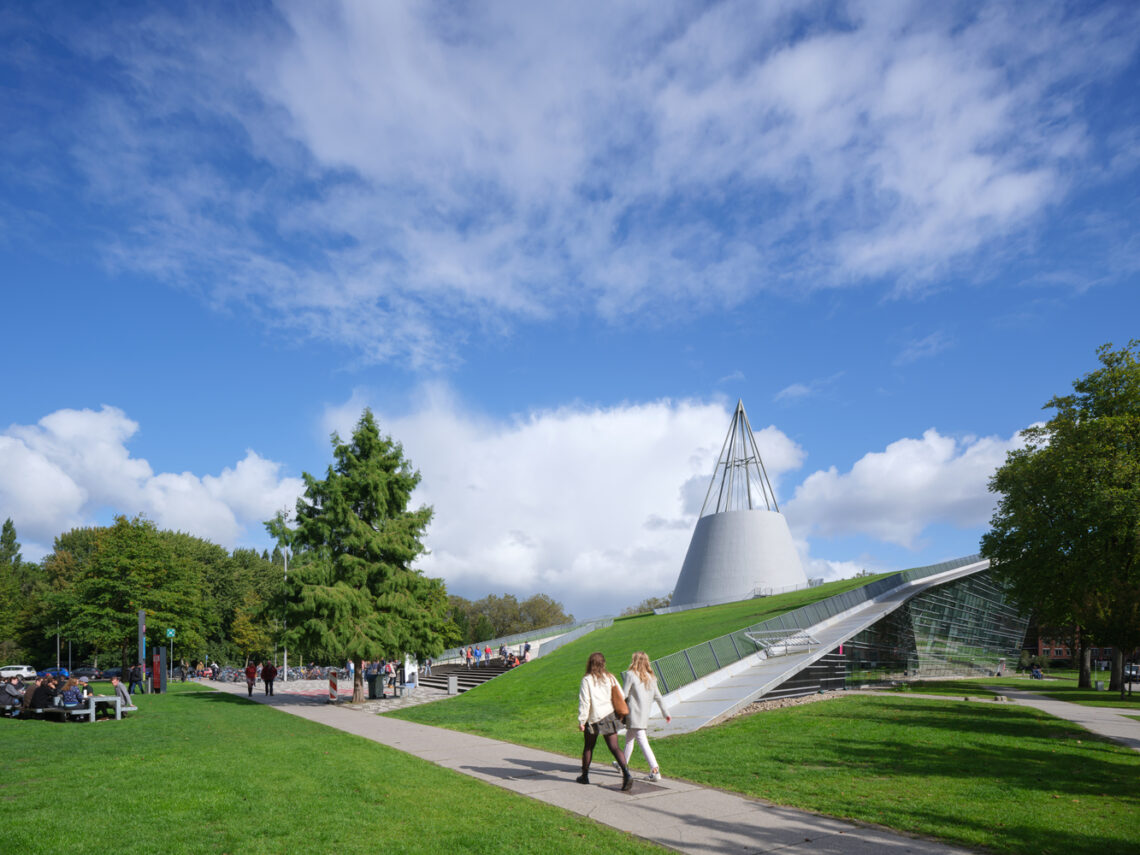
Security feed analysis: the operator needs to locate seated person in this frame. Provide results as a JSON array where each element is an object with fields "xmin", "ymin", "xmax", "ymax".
[
  {"xmin": 60, "ymin": 678, "xmax": 84, "ymax": 708},
  {"xmin": 3, "ymin": 675, "xmax": 25, "ymax": 714},
  {"xmin": 111, "ymin": 675, "xmax": 133, "ymax": 708},
  {"xmin": 30, "ymin": 676, "xmax": 57, "ymax": 709},
  {"xmin": 78, "ymin": 676, "xmax": 92, "ymax": 698}
]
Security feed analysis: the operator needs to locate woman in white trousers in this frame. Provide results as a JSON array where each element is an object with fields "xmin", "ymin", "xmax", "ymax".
[{"xmin": 618, "ymin": 651, "xmax": 671, "ymax": 781}]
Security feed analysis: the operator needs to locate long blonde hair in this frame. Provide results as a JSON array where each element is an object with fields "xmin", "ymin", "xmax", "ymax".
[{"xmin": 629, "ymin": 651, "xmax": 655, "ymax": 687}]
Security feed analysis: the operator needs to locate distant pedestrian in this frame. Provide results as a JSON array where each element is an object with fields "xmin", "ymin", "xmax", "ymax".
[
  {"xmin": 423, "ymin": 657, "xmax": 432, "ymax": 676},
  {"xmin": 576, "ymin": 651, "xmax": 633, "ymax": 790},
  {"xmin": 618, "ymin": 652, "xmax": 671, "ymax": 782},
  {"xmin": 244, "ymin": 661, "xmax": 258, "ymax": 697},
  {"xmin": 465, "ymin": 647, "xmax": 473, "ymax": 669},
  {"xmin": 128, "ymin": 663, "xmax": 144, "ymax": 694},
  {"xmin": 473, "ymin": 645, "xmax": 482, "ymax": 668},
  {"xmin": 262, "ymin": 660, "xmax": 278, "ymax": 696},
  {"xmin": 180, "ymin": 659, "xmax": 189, "ymax": 682}
]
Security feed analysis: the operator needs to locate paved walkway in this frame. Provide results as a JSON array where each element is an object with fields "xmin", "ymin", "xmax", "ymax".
[
  {"xmin": 982, "ymin": 685, "xmax": 1140, "ymax": 752},
  {"xmin": 209, "ymin": 679, "xmax": 976, "ymax": 854}
]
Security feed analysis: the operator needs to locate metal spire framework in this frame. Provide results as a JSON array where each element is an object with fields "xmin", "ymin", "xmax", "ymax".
[{"xmin": 699, "ymin": 399, "xmax": 780, "ymax": 517}]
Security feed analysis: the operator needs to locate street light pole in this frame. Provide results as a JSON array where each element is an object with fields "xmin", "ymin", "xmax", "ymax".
[{"xmin": 282, "ymin": 548, "xmax": 288, "ymax": 683}]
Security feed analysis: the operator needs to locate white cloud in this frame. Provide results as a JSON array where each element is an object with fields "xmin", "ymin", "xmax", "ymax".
[
  {"xmin": 324, "ymin": 389, "xmax": 806, "ymax": 616},
  {"xmin": 786, "ymin": 427, "xmax": 1025, "ymax": 549},
  {"xmin": 11, "ymin": 1, "xmax": 1135, "ymax": 366},
  {"xmin": 894, "ymin": 330, "xmax": 955, "ymax": 366},
  {"xmin": 0, "ymin": 407, "xmax": 304, "ymax": 558}
]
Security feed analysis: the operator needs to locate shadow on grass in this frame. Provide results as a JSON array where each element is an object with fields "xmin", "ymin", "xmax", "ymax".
[{"xmin": 791, "ymin": 700, "xmax": 1140, "ymax": 798}]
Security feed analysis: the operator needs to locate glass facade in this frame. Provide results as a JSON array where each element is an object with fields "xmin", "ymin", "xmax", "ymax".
[{"xmin": 842, "ymin": 568, "xmax": 1028, "ymax": 686}]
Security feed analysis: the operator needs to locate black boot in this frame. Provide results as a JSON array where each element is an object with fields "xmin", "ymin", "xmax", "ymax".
[
  {"xmin": 621, "ymin": 768, "xmax": 634, "ymax": 791},
  {"xmin": 576, "ymin": 773, "xmax": 590, "ymax": 784}
]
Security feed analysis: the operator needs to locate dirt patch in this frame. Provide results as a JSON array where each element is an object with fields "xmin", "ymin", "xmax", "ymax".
[{"xmin": 728, "ymin": 692, "xmax": 842, "ymax": 720}]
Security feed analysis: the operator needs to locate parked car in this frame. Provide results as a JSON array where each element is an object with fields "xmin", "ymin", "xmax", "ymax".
[
  {"xmin": 0, "ymin": 664, "xmax": 36, "ymax": 680},
  {"xmin": 101, "ymin": 667, "xmax": 123, "ymax": 679},
  {"xmin": 36, "ymin": 667, "xmax": 70, "ymax": 679},
  {"xmin": 1125, "ymin": 664, "xmax": 1140, "ymax": 683},
  {"xmin": 72, "ymin": 666, "xmax": 103, "ymax": 680}
]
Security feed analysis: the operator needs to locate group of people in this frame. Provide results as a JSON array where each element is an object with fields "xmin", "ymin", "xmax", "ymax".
[
  {"xmin": 463, "ymin": 642, "xmax": 531, "ymax": 669},
  {"xmin": 576, "ymin": 650, "xmax": 671, "ymax": 790},
  {"xmin": 243, "ymin": 660, "xmax": 278, "ymax": 697},
  {"xmin": 2, "ymin": 672, "xmax": 133, "ymax": 718},
  {"xmin": 364, "ymin": 659, "xmax": 405, "ymax": 696}
]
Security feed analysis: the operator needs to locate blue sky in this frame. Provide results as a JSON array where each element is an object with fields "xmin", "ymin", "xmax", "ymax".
[{"xmin": 2, "ymin": 1, "xmax": 1137, "ymax": 619}]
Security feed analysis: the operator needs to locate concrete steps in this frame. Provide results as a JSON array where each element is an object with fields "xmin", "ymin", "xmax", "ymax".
[{"xmin": 418, "ymin": 662, "xmax": 513, "ymax": 693}]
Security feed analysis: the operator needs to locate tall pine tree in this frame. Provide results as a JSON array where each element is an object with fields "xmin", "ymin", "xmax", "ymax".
[{"xmin": 279, "ymin": 409, "xmax": 453, "ymax": 702}]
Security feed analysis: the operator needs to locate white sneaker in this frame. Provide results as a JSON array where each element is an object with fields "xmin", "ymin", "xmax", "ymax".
[
  {"xmin": 612, "ymin": 760, "xmax": 621, "ymax": 770},
  {"xmin": 649, "ymin": 770, "xmax": 663, "ymax": 782}
]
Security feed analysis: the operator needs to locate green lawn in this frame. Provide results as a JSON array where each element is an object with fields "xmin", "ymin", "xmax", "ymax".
[
  {"xmin": 390, "ymin": 574, "xmax": 888, "ymax": 756},
  {"xmin": 389, "ymin": 584, "xmax": 1140, "ymax": 855},
  {"xmin": 0, "ymin": 687, "xmax": 663, "ymax": 855},
  {"xmin": 662, "ymin": 694, "xmax": 1140, "ymax": 855}
]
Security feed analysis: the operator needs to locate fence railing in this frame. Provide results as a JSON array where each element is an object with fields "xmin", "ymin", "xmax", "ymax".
[
  {"xmin": 650, "ymin": 555, "xmax": 986, "ymax": 694},
  {"xmin": 436, "ymin": 617, "xmax": 613, "ymax": 664},
  {"xmin": 527, "ymin": 618, "xmax": 613, "ymax": 658}
]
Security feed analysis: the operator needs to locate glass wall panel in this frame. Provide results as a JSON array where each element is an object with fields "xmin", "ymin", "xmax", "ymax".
[{"xmin": 842, "ymin": 569, "xmax": 1028, "ymax": 686}]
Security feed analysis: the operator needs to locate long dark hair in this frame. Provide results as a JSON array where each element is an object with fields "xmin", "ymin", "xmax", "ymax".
[{"xmin": 585, "ymin": 651, "xmax": 607, "ymax": 684}]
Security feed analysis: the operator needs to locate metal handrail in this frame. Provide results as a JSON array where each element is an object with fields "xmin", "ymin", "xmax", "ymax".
[{"xmin": 744, "ymin": 629, "xmax": 819, "ymax": 658}]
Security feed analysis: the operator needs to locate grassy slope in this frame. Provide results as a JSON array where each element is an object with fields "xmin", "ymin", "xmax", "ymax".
[
  {"xmin": 0, "ymin": 686, "xmax": 663, "ymax": 855},
  {"xmin": 389, "ymin": 575, "xmax": 886, "ymax": 756}
]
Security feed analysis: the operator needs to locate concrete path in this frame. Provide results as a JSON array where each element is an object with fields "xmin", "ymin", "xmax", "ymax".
[
  {"xmin": 981, "ymin": 685, "xmax": 1140, "ymax": 752},
  {"xmin": 208, "ymin": 679, "xmax": 976, "ymax": 855}
]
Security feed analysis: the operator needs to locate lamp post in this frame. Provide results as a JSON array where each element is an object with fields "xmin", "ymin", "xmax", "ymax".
[{"xmin": 282, "ymin": 548, "xmax": 288, "ymax": 683}]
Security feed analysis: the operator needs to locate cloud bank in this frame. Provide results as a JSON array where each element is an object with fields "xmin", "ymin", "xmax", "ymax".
[
  {"xmin": 1, "ymin": 399, "xmax": 1028, "ymax": 616},
  {"xmin": 0, "ymin": 407, "xmax": 304, "ymax": 557},
  {"xmin": 7, "ymin": 1, "xmax": 1136, "ymax": 366}
]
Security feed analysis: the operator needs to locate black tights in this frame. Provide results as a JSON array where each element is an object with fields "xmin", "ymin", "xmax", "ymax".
[{"xmin": 582, "ymin": 728, "xmax": 629, "ymax": 776}]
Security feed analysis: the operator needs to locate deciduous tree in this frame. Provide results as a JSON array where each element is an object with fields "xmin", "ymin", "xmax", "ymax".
[{"xmin": 982, "ymin": 341, "xmax": 1140, "ymax": 696}]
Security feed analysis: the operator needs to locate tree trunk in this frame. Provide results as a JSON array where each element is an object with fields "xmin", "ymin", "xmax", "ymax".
[
  {"xmin": 1110, "ymin": 648, "xmax": 1123, "ymax": 694},
  {"xmin": 1078, "ymin": 640, "xmax": 1092, "ymax": 689},
  {"xmin": 352, "ymin": 656, "xmax": 364, "ymax": 703}
]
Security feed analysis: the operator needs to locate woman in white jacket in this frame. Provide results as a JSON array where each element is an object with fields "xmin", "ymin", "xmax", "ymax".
[
  {"xmin": 577, "ymin": 651, "xmax": 634, "ymax": 790},
  {"xmin": 618, "ymin": 651, "xmax": 671, "ymax": 781}
]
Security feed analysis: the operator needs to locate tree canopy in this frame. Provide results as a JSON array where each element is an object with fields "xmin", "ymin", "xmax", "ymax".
[
  {"xmin": 279, "ymin": 409, "xmax": 454, "ymax": 701},
  {"xmin": 446, "ymin": 592, "xmax": 574, "ymax": 643},
  {"xmin": 982, "ymin": 341, "xmax": 1140, "ymax": 695}
]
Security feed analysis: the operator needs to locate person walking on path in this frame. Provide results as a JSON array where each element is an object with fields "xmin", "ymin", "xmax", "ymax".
[
  {"xmin": 616, "ymin": 651, "xmax": 671, "ymax": 781},
  {"xmin": 262, "ymin": 660, "xmax": 278, "ymax": 696},
  {"xmin": 473, "ymin": 645, "xmax": 483, "ymax": 668},
  {"xmin": 577, "ymin": 651, "xmax": 634, "ymax": 791},
  {"xmin": 465, "ymin": 646, "xmax": 473, "ymax": 669},
  {"xmin": 128, "ymin": 663, "xmax": 144, "ymax": 694},
  {"xmin": 244, "ymin": 661, "xmax": 258, "ymax": 697},
  {"xmin": 484, "ymin": 645, "xmax": 492, "ymax": 667}
]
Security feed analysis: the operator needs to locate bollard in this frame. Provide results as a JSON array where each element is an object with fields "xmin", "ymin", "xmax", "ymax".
[
  {"xmin": 329, "ymin": 669, "xmax": 338, "ymax": 703},
  {"xmin": 448, "ymin": 674, "xmax": 458, "ymax": 695}
]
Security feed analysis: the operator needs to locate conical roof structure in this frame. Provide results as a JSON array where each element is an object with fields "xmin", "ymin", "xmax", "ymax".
[
  {"xmin": 698, "ymin": 399, "xmax": 781, "ymax": 516},
  {"xmin": 672, "ymin": 399, "xmax": 807, "ymax": 607}
]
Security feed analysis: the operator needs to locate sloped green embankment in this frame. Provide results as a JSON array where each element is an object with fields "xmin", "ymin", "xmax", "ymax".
[{"xmin": 387, "ymin": 573, "xmax": 886, "ymax": 755}]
